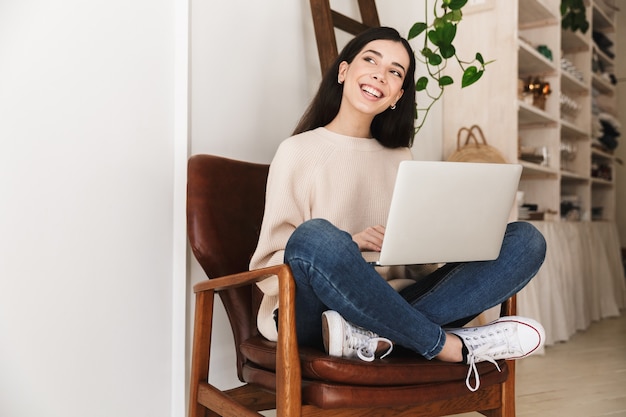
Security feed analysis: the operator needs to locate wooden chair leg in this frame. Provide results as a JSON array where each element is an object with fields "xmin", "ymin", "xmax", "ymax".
[
  {"xmin": 275, "ymin": 266, "xmax": 303, "ymax": 417},
  {"xmin": 189, "ymin": 290, "xmax": 215, "ymax": 417},
  {"xmin": 501, "ymin": 360, "xmax": 516, "ymax": 417}
]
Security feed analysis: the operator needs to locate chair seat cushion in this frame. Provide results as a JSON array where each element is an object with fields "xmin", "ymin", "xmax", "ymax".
[{"xmin": 240, "ymin": 335, "xmax": 507, "ymax": 386}]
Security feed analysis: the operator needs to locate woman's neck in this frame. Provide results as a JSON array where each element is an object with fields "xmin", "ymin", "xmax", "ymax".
[{"xmin": 325, "ymin": 109, "xmax": 374, "ymax": 139}]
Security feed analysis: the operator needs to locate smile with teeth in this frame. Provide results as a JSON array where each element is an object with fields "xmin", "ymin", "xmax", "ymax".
[{"xmin": 361, "ymin": 85, "xmax": 383, "ymax": 98}]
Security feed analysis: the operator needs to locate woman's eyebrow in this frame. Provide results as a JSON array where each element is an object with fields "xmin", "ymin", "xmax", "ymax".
[{"xmin": 362, "ymin": 49, "xmax": 406, "ymax": 73}]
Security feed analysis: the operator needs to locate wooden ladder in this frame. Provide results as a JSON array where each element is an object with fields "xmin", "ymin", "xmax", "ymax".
[{"xmin": 309, "ymin": 0, "xmax": 381, "ymax": 73}]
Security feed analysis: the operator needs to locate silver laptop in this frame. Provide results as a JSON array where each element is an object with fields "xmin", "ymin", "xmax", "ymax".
[{"xmin": 372, "ymin": 160, "xmax": 522, "ymax": 266}]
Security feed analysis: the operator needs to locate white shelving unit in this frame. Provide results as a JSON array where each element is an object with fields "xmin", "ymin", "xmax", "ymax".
[{"xmin": 441, "ymin": 0, "xmax": 618, "ymax": 223}]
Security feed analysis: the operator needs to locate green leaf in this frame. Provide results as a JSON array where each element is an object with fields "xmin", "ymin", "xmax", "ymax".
[
  {"xmin": 428, "ymin": 23, "xmax": 456, "ymax": 47},
  {"xmin": 433, "ymin": 17, "xmax": 446, "ymax": 30},
  {"xmin": 461, "ymin": 66, "xmax": 483, "ymax": 87},
  {"xmin": 416, "ymin": 76, "xmax": 429, "ymax": 91},
  {"xmin": 447, "ymin": 0, "xmax": 468, "ymax": 10},
  {"xmin": 573, "ymin": 13, "xmax": 589, "ymax": 33},
  {"xmin": 443, "ymin": 10, "xmax": 463, "ymax": 22},
  {"xmin": 427, "ymin": 29, "xmax": 441, "ymax": 46},
  {"xmin": 476, "ymin": 52, "xmax": 484, "ymax": 65},
  {"xmin": 440, "ymin": 44, "xmax": 456, "ymax": 59},
  {"xmin": 562, "ymin": 13, "xmax": 573, "ymax": 30},
  {"xmin": 408, "ymin": 22, "xmax": 428, "ymax": 40},
  {"xmin": 439, "ymin": 22, "xmax": 457, "ymax": 45},
  {"xmin": 579, "ymin": 20, "xmax": 589, "ymax": 34},
  {"xmin": 438, "ymin": 76, "xmax": 454, "ymax": 86},
  {"xmin": 428, "ymin": 53, "xmax": 443, "ymax": 66}
]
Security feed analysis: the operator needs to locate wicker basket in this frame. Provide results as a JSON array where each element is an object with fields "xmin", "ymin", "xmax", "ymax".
[{"xmin": 447, "ymin": 125, "xmax": 507, "ymax": 164}]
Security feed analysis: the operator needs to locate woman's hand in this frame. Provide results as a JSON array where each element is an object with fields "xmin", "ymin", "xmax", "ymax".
[{"xmin": 352, "ymin": 225, "xmax": 385, "ymax": 252}]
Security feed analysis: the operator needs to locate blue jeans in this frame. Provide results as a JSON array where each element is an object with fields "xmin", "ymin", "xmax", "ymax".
[{"xmin": 284, "ymin": 219, "xmax": 546, "ymax": 359}]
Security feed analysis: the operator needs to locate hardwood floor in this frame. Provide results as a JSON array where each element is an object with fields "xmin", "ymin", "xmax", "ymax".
[{"xmin": 453, "ymin": 311, "xmax": 626, "ymax": 417}]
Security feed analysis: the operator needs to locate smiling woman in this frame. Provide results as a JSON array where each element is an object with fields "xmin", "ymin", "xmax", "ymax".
[{"xmin": 250, "ymin": 26, "xmax": 548, "ymax": 393}]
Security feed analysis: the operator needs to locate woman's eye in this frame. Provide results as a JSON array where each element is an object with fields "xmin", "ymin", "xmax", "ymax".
[
  {"xmin": 391, "ymin": 70, "xmax": 403, "ymax": 78},
  {"xmin": 364, "ymin": 57, "xmax": 376, "ymax": 64}
]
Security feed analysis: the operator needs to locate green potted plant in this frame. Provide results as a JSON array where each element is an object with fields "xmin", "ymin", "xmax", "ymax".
[
  {"xmin": 561, "ymin": 0, "xmax": 589, "ymax": 34},
  {"xmin": 407, "ymin": 0, "xmax": 491, "ymax": 132}
]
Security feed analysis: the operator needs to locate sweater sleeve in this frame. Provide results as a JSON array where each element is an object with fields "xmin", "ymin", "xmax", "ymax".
[{"xmin": 250, "ymin": 139, "xmax": 313, "ymax": 295}]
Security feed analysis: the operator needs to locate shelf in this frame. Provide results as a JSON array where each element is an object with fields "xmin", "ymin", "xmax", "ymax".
[
  {"xmin": 591, "ymin": 177, "xmax": 613, "ymax": 186},
  {"xmin": 561, "ymin": 120, "xmax": 591, "ymax": 139},
  {"xmin": 591, "ymin": 73, "xmax": 615, "ymax": 94},
  {"xmin": 594, "ymin": 45, "xmax": 614, "ymax": 69},
  {"xmin": 519, "ymin": 0, "xmax": 559, "ymax": 29},
  {"xmin": 561, "ymin": 171, "xmax": 590, "ymax": 182},
  {"xmin": 561, "ymin": 71, "xmax": 588, "ymax": 95},
  {"xmin": 561, "ymin": 30, "xmax": 590, "ymax": 53},
  {"xmin": 518, "ymin": 39, "xmax": 558, "ymax": 76},
  {"xmin": 592, "ymin": 148, "xmax": 614, "ymax": 160},
  {"xmin": 520, "ymin": 160, "xmax": 559, "ymax": 177},
  {"xmin": 518, "ymin": 101, "xmax": 559, "ymax": 127},
  {"xmin": 592, "ymin": 4, "xmax": 615, "ymax": 32},
  {"xmin": 444, "ymin": 0, "xmax": 618, "ymax": 224}
]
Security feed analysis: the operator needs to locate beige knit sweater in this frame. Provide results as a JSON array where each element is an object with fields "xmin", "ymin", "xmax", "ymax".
[{"xmin": 250, "ymin": 127, "xmax": 420, "ymax": 341}]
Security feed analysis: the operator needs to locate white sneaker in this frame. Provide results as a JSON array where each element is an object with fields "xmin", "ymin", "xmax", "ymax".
[
  {"xmin": 322, "ymin": 310, "xmax": 393, "ymax": 362},
  {"xmin": 447, "ymin": 315, "xmax": 545, "ymax": 392}
]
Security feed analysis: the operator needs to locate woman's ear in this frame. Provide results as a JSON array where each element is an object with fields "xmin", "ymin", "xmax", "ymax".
[{"xmin": 337, "ymin": 61, "xmax": 349, "ymax": 84}]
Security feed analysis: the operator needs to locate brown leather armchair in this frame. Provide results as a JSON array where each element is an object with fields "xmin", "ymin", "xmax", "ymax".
[{"xmin": 187, "ymin": 154, "xmax": 517, "ymax": 416}]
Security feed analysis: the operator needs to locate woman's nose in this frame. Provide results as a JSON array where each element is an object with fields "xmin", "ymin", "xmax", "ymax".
[{"xmin": 372, "ymin": 73, "xmax": 386, "ymax": 83}]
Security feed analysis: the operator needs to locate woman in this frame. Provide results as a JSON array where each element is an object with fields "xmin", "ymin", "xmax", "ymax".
[{"xmin": 250, "ymin": 27, "xmax": 547, "ymax": 391}]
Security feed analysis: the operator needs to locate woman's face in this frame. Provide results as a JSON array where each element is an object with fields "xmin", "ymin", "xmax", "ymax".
[{"xmin": 337, "ymin": 39, "xmax": 409, "ymax": 118}]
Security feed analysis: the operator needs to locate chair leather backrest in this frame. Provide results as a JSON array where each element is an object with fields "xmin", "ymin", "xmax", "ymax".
[{"xmin": 187, "ymin": 154, "xmax": 269, "ymax": 377}]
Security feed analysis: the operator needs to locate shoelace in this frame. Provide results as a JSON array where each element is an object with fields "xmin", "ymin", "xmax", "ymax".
[
  {"xmin": 345, "ymin": 325, "xmax": 394, "ymax": 362},
  {"xmin": 465, "ymin": 345, "xmax": 502, "ymax": 392},
  {"xmin": 462, "ymin": 326, "xmax": 520, "ymax": 391},
  {"xmin": 356, "ymin": 337, "xmax": 393, "ymax": 361}
]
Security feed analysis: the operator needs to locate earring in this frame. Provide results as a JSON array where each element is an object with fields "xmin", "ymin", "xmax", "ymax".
[
  {"xmin": 338, "ymin": 79, "xmax": 343, "ymax": 85},
  {"xmin": 391, "ymin": 104, "xmax": 397, "ymax": 110}
]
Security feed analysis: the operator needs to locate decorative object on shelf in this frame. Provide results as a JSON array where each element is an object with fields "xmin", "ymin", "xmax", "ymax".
[
  {"xmin": 561, "ymin": 58, "xmax": 585, "ymax": 82},
  {"xmin": 592, "ymin": 30, "xmax": 615, "ymax": 59},
  {"xmin": 561, "ymin": 195, "xmax": 581, "ymax": 221},
  {"xmin": 524, "ymin": 77, "xmax": 552, "ymax": 110},
  {"xmin": 593, "ymin": 112, "xmax": 621, "ymax": 151},
  {"xmin": 537, "ymin": 44, "xmax": 553, "ymax": 61},
  {"xmin": 560, "ymin": 140, "xmax": 578, "ymax": 171},
  {"xmin": 561, "ymin": 0, "xmax": 590, "ymax": 34},
  {"xmin": 560, "ymin": 92, "xmax": 582, "ymax": 121},
  {"xmin": 408, "ymin": 0, "xmax": 492, "ymax": 132},
  {"xmin": 591, "ymin": 206, "xmax": 604, "ymax": 221},
  {"xmin": 591, "ymin": 161, "xmax": 613, "ymax": 180},
  {"xmin": 591, "ymin": 50, "xmax": 617, "ymax": 85},
  {"xmin": 448, "ymin": 125, "xmax": 507, "ymax": 163},
  {"xmin": 520, "ymin": 145, "xmax": 550, "ymax": 167}
]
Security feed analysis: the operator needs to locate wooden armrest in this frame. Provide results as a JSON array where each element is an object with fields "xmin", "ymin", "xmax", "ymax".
[
  {"xmin": 193, "ymin": 264, "xmax": 292, "ymax": 293},
  {"xmin": 191, "ymin": 263, "xmax": 302, "ymax": 416}
]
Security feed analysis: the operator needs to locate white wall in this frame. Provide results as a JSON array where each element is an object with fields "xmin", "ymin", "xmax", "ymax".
[
  {"xmin": 189, "ymin": 0, "xmax": 442, "ymax": 401},
  {"xmin": 0, "ymin": 1, "xmax": 181, "ymax": 416}
]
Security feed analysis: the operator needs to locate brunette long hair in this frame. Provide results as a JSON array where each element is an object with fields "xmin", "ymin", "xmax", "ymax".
[{"xmin": 293, "ymin": 26, "xmax": 416, "ymax": 148}]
